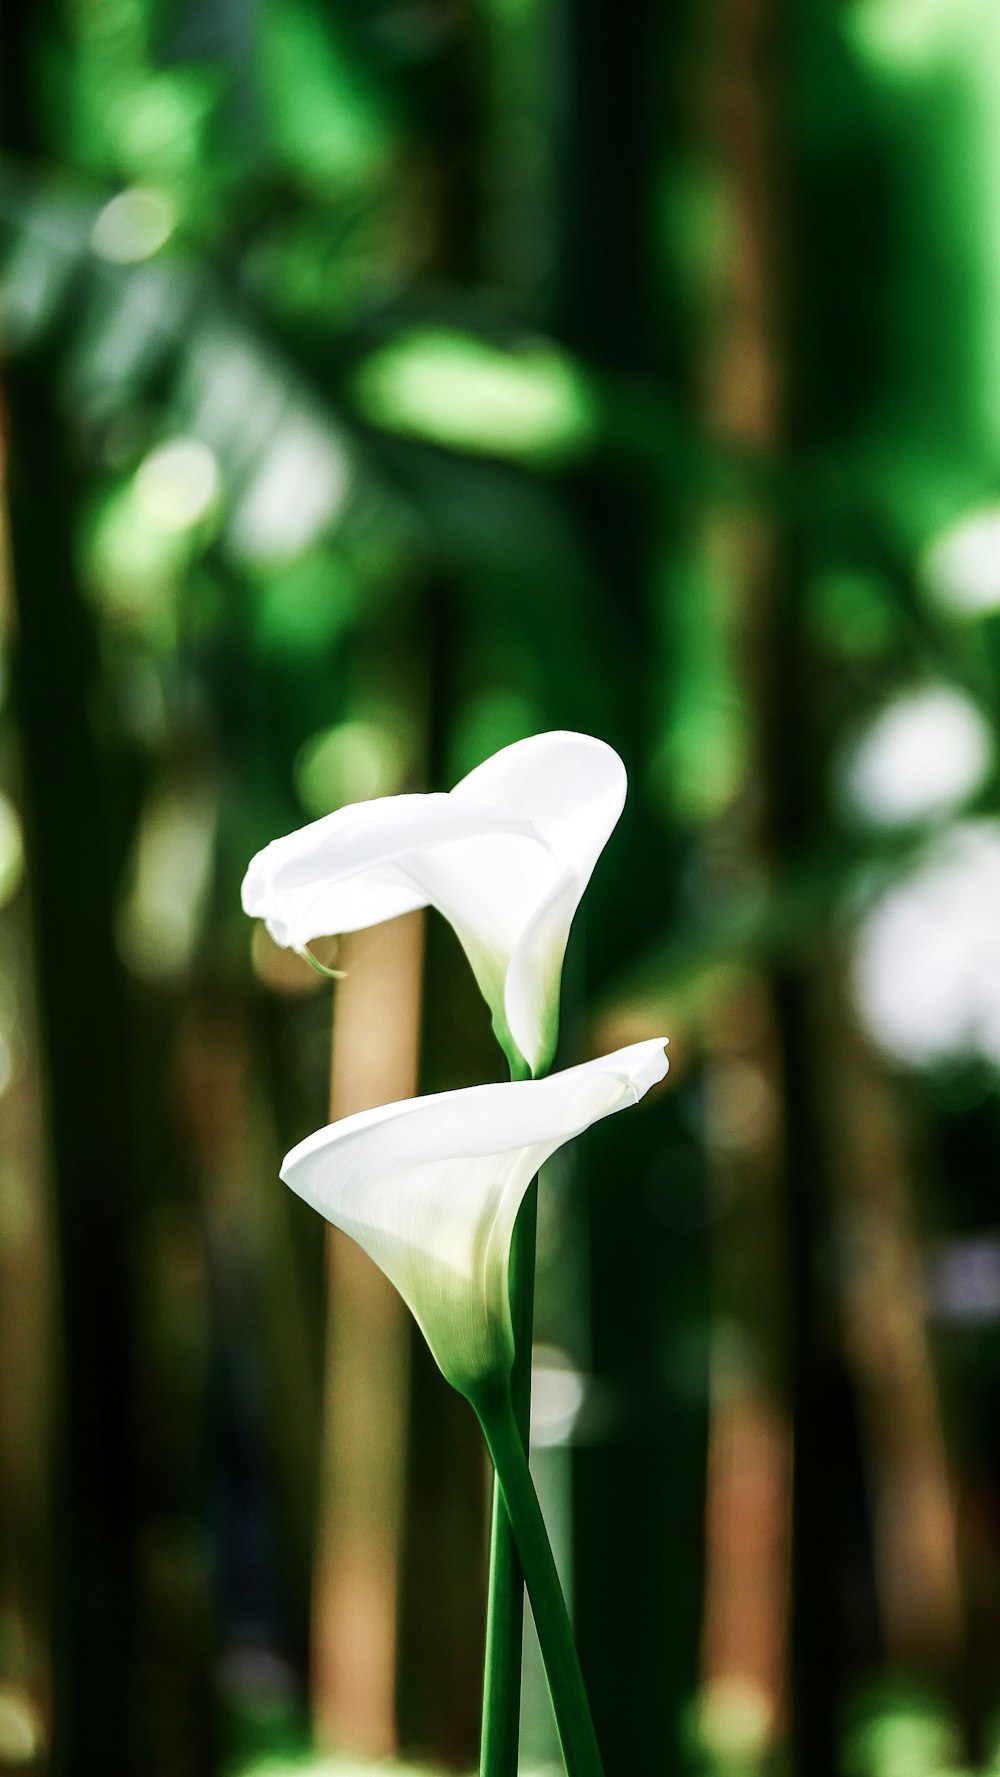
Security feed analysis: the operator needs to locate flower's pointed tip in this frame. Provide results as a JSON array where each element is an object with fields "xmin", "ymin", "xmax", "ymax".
[
  {"xmin": 538, "ymin": 728, "xmax": 629, "ymax": 821},
  {"xmin": 620, "ymin": 1036, "xmax": 670, "ymax": 1103},
  {"xmin": 453, "ymin": 728, "xmax": 627, "ymax": 829}
]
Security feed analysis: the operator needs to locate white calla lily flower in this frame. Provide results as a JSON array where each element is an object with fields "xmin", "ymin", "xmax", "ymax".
[
  {"xmin": 241, "ymin": 731, "xmax": 627, "ymax": 1076},
  {"xmin": 280, "ymin": 1039, "xmax": 668, "ymax": 1398}
]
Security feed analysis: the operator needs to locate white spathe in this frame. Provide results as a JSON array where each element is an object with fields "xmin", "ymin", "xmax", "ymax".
[
  {"xmin": 242, "ymin": 731, "xmax": 627, "ymax": 1076},
  {"xmin": 281, "ymin": 1039, "xmax": 669, "ymax": 1396}
]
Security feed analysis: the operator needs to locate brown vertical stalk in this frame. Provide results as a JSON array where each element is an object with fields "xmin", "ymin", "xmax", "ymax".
[
  {"xmin": 696, "ymin": 0, "xmax": 795, "ymax": 1753},
  {"xmin": 311, "ymin": 911, "xmax": 424, "ymax": 1756},
  {"xmin": 0, "ymin": 909, "xmax": 56, "ymax": 1762},
  {"xmin": 824, "ymin": 989, "xmax": 963, "ymax": 1671},
  {"xmin": 698, "ymin": 978, "xmax": 792, "ymax": 1761}
]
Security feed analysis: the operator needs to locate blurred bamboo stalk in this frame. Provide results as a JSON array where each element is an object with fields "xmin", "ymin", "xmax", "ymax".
[
  {"xmin": 2, "ymin": 13, "xmax": 146, "ymax": 1763},
  {"xmin": 827, "ymin": 1004, "xmax": 964, "ymax": 1670},
  {"xmin": 312, "ymin": 911, "xmax": 424, "ymax": 1757},
  {"xmin": 700, "ymin": 1380, "xmax": 791, "ymax": 1756},
  {"xmin": 699, "ymin": 979, "xmax": 791, "ymax": 1763},
  {"xmin": 697, "ymin": 0, "xmax": 794, "ymax": 1749},
  {"xmin": 4, "ymin": 355, "xmax": 144, "ymax": 1772},
  {"xmin": 0, "ymin": 507, "xmax": 50, "ymax": 1760},
  {"xmin": 176, "ymin": 990, "xmax": 319, "ymax": 1754},
  {"xmin": 0, "ymin": 913, "xmax": 55, "ymax": 1765},
  {"xmin": 698, "ymin": 0, "xmax": 854, "ymax": 1763}
]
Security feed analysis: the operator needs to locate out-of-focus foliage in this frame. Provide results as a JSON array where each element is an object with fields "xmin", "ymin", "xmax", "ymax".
[{"xmin": 6, "ymin": 0, "xmax": 1000, "ymax": 1773}]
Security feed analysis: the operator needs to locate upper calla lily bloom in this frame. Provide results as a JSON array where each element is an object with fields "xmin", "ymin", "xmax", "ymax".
[
  {"xmin": 241, "ymin": 731, "xmax": 627, "ymax": 1077},
  {"xmin": 281, "ymin": 1038, "xmax": 668, "ymax": 1398}
]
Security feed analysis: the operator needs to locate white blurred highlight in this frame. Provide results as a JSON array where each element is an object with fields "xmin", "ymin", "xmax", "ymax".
[
  {"xmin": 840, "ymin": 686, "xmax": 992, "ymax": 827},
  {"xmin": 923, "ymin": 504, "xmax": 1000, "ymax": 616},
  {"xmin": 854, "ymin": 820, "xmax": 1000, "ymax": 1066},
  {"xmin": 530, "ymin": 1346, "xmax": 586, "ymax": 1448},
  {"xmin": 228, "ymin": 415, "xmax": 349, "ymax": 562},
  {"xmin": 0, "ymin": 795, "xmax": 24, "ymax": 910}
]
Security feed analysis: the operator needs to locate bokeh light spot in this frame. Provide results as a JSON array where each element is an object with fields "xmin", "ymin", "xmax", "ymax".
[
  {"xmin": 117, "ymin": 781, "xmax": 216, "ymax": 982},
  {"xmin": 847, "ymin": 0, "xmax": 954, "ymax": 73},
  {"xmin": 923, "ymin": 504, "xmax": 1000, "ymax": 616},
  {"xmin": 839, "ymin": 685, "xmax": 992, "ymax": 827},
  {"xmin": 135, "ymin": 438, "xmax": 221, "ymax": 533},
  {"xmin": 693, "ymin": 1676, "xmax": 774, "ymax": 1766},
  {"xmin": 854, "ymin": 821, "xmax": 1000, "ymax": 1068},
  {"xmin": 844, "ymin": 1688, "xmax": 960, "ymax": 1777},
  {"xmin": 354, "ymin": 329, "xmax": 594, "ymax": 461},
  {"xmin": 0, "ymin": 1687, "xmax": 43, "ymax": 1762},
  {"xmin": 530, "ymin": 1345, "xmax": 586, "ymax": 1448},
  {"xmin": 294, "ymin": 721, "xmax": 409, "ymax": 815},
  {"xmin": 228, "ymin": 418, "xmax": 350, "ymax": 564},
  {"xmin": 91, "ymin": 187, "xmax": 175, "ymax": 264},
  {"xmin": 0, "ymin": 795, "xmax": 25, "ymax": 909}
]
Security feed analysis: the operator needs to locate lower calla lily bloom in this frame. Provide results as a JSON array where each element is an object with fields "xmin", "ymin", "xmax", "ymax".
[
  {"xmin": 241, "ymin": 731, "xmax": 627, "ymax": 1077},
  {"xmin": 280, "ymin": 1038, "xmax": 668, "ymax": 1398}
]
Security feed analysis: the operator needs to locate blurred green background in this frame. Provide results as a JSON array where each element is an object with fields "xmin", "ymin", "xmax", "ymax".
[{"xmin": 6, "ymin": 0, "xmax": 1000, "ymax": 1773}]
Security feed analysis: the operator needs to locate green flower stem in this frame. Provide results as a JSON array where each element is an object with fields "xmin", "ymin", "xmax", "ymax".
[
  {"xmin": 480, "ymin": 1181, "xmax": 537, "ymax": 1776},
  {"xmin": 473, "ymin": 1380, "xmax": 606, "ymax": 1777}
]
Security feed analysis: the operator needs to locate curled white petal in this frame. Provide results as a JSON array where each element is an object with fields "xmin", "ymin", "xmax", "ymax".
[
  {"xmin": 451, "ymin": 732, "xmax": 627, "ymax": 1070},
  {"xmin": 242, "ymin": 732, "xmax": 627, "ymax": 1074},
  {"xmin": 242, "ymin": 792, "xmax": 540, "ymax": 949},
  {"xmin": 281, "ymin": 1038, "xmax": 668, "ymax": 1395}
]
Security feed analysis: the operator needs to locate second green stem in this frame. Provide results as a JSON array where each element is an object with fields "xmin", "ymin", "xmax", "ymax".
[
  {"xmin": 474, "ymin": 1379, "xmax": 606, "ymax": 1777},
  {"xmin": 480, "ymin": 1179, "xmax": 538, "ymax": 1777}
]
